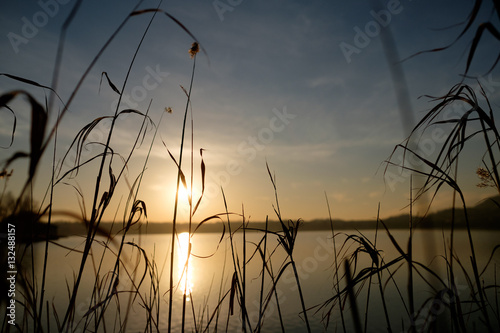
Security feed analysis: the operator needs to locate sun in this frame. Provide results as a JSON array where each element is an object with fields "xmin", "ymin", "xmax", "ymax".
[
  {"xmin": 167, "ymin": 180, "xmax": 204, "ymax": 218},
  {"xmin": 174, "ymin": 182, "xmax": 202, "ymax": 207}
]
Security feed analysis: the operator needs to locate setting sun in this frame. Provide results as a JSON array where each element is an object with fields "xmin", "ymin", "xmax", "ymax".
[
  {"xmin": 175, "ymin": 183, "xmax": 191, "ymax": 205},
  {"xmin": 171, "ymin": 181, "xmax": 204, "ymax": 217}
]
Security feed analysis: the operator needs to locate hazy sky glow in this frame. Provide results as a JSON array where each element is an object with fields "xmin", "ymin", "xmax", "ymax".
[{"xmin": 1, "ymin": 0, "xmax": 499, "ymax": 223}]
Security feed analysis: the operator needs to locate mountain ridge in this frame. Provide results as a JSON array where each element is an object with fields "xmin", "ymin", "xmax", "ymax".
[{"xmin": 53, "ymin": 196, "xmax": 500, "ymax": 237}]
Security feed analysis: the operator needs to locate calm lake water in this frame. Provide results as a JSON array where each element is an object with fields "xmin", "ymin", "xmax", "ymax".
[{"xmin": 14, "ymin": 228, "xmax": 500, "ymax": 332}]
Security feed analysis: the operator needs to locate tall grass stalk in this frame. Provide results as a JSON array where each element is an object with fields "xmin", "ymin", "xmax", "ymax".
[
  {"xmin": 242, "ymin": 208, "xmax": 247, "ymax": 333},
  {"xmin": 126, "ymin": 97, "xmax": 173, "ymax": 332},
  {"xmin": 362, "ymin": 204, "xmax": 389, "ymax": 333},
  {"xmin": 344, "ymin": 259, "xmax": 362, "ymax": 333},
  {"xmin": 94, "ymin": 102, "xmax": 154, "ymax": 328},
  {"xmin": 221, "ymin": 188, "xmax": 252, "ymax": 331},
  {"xmin": 257, "ymin": 235, "xmax": 285, "ymax": 332},
  {"xmin": 37, "ymin": 0, "xmax": 85, "ymax": 324},
  {"xmin": 266, "ymin": 163, "xmax": 311, "ymax": 333},
  {"xmin": 68, "ymin": 8, "xmax": 159, "ymax": 327},
  {"xmin": 448, "ymin": 150, "xmax": 467, "ymax": 332},
  {"xmin": 385, "ymin": 80, "xmax": 500, "ymax": 331},
  {"xmin": 374, "ymin": 205, "xmax": 392, "ymax": 333},
  {"xmin": 58, "ymin": 2, "xmax": 158, "ymax": 328},
  {"xmin": 324, "ymin": 192, "xmax": 347, "ymax": 332},
  {"xmin": 184, "ymin": 99, "xmax": 195, "ymax": 333},
  {"xmin": 256, "ymin": 217, "xmax": 268, "ymax": 332},
  {"xmin": 496, "ymin": 265, "xmax": 499, "ymax": 323},
  {"xmin": 214, "ymin": 239, "xmax": 229, "ymax": 332},
  {"xmin": 168, "ymin": 44, "xmax": 197, "ymax": 333},
  {"xmin": 408, "ymin": 177, "xmax": 415, "ymax": 333}
]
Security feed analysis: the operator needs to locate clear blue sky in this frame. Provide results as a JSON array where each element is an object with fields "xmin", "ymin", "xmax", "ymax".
[{"xmin": 0, "ymin": 0, "xmax": 498, "ymax": 222}]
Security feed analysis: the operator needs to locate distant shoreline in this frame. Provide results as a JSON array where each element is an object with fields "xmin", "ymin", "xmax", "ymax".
[
  {"xmin": 53, "ymin": 204, "xmax": 500, "ymax": 237},
  {"xmin": 7, "ymin": 196, "xmax": 497, "ymax": 240}
]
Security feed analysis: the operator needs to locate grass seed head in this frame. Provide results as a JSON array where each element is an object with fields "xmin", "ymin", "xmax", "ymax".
[
  {"xmin": 0, "ymin": 169, "xmax": 13, "ymax": 178},
  {"xmin": 476, "ymin": 167, "xmax": 494, "ymax": 188},
  {"xmin": 188, "ymin": 42, "xmax": 199, "ymax": 58}
]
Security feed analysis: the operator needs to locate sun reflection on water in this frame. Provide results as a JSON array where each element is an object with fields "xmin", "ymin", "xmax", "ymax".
[{"xmin": 177, "ymin": 232, "xmax": 193, "ymax": 298}]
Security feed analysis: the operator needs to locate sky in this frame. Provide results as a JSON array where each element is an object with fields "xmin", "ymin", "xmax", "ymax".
[{"xmin": 0, "ymin": 0, "xmax": 499, "ymax": 223}]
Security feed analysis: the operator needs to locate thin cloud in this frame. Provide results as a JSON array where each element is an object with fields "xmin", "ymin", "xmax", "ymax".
[{"xmin": 306, "ymin": 76, "xmax": 345, "ymax": 88}]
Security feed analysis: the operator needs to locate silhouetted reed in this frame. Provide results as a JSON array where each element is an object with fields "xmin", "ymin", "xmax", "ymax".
[{"xmin": 0, "ymin": 1, "xmax": 499, "ymax": 332}]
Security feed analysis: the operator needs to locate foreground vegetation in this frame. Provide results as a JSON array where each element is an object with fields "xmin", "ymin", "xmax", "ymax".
[{"xmin": 1, "ymin": 1, "xmax": 499, "ymax": 332}]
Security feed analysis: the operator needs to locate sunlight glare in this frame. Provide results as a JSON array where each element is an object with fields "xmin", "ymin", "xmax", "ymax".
[
  {"xmin": 176, "ymin": 183, "xmax": 191, "ymax": 204},
  {"xmin": 177, "ymin": 232, "xmax": 193, "ymax": 298}
]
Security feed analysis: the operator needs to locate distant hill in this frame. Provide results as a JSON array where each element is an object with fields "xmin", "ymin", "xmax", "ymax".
[
  {"xmin": 51, "ymin": 196, "xmax": 500, "ymax": 238},
  {"xmin": 0, "ymin": 211, "xmax": 58, "ymax": 243}
]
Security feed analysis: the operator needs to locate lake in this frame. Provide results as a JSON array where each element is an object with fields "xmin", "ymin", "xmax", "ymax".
[{"xmin": 12, "ymin": 227, "xmax": 500, "ymax": 332}]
